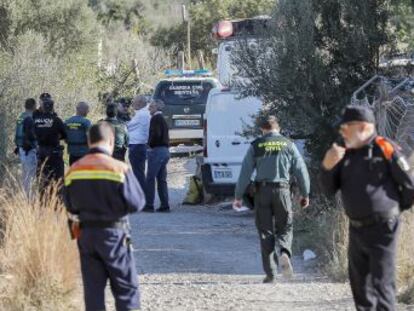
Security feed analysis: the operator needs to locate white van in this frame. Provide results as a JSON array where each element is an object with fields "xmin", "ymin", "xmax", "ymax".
[{"xmin": 201, "ymin": 88, "xmax": 262, "ymax": 195}]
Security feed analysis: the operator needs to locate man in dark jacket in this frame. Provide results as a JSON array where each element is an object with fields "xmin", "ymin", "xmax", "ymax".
[
  {"xmin": 65, "ymin": 101, "xmax": 92, "ymax": 165},
  {"xmin": 14, "ymin": 98, "xmax": 38, "ymax": 198},
  {"xmin": 64, "ymin": 122, "xmax": 144, "ymax": 311},
  {"xmin": 33, "ymin": 97, "xmax": 67, "ymax": 189},
  {"xmin": 319, "ymin": 106, "xmax": 414, "ymax": 311},
  {"xmin": 143, "ymin": 99, "xmax": 170, "ymax": 213},
  {"xmin": 104, "ymin": 103, "xmax": 129, "ymax": 161}
]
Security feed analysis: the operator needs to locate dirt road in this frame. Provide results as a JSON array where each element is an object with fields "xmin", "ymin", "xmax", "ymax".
[{"xmin": 127, "ymin": 157, "xmax": 413, "ymax": 311}]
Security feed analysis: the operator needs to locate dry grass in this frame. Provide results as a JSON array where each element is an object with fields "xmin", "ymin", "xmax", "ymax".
[
  {"xmin": 323, "ymin": 206, "xmax": 349, "ymax": 282},
  {"xmin": 0, "ymin": 179, "xmax": 80, "ymax": 311},
  {"xmin": 397, "ymin": 211, "xmax": 414, "ymax": 304}
]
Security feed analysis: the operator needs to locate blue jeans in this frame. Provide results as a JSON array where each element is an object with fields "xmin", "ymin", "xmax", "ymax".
[
  {"xmin": 19, "ymin": 148, "xmax": 37, "ymax": 200},
  {"xmin": 128, "ymin": 144, "xmax": 147, "ymax": 192},
  {"xmin": 146, "ymin": 147, "xmax": 170, "ymax": 209}
]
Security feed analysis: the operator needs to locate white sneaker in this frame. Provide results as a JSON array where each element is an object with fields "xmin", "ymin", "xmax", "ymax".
[{"xmin": 279, "ymin": 252, "xmax": 293, "ymax": 279}]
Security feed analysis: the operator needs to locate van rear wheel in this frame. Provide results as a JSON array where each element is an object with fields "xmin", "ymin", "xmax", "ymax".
[{"xmin": 196, "ymin": 156, "xmax": 215, "ymax": 204}]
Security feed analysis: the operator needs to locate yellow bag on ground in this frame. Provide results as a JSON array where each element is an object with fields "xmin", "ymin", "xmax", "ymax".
[{"xmin": 183, "ymin": 175, "xmax": 203, "ymax": 205}]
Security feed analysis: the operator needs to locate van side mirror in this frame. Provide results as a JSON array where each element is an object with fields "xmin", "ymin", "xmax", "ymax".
[{"xmin": 212, "ymin": 48, "xmax": 218, "ymax": 55}]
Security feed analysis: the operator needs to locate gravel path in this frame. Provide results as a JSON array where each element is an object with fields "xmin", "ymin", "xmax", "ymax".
[{"xmin": 125, "ymin": 157, "xmax": 413, "ymax": 311}]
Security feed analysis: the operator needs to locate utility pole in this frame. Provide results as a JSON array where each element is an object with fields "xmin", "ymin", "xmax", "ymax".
[{"xmin": 182, "ymin": 4, "xmax": 191, "ymax": 69}]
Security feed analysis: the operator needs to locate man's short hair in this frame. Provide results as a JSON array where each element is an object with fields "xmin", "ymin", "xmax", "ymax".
[
  {"xmin": 150, "ymin": 99, "xmax": 165, "ymax": 110},
  {"xmin": 256, "ymin": 115, "xmax": 280, "ymax": 130},
  {"xmin": 133, "ymin": 95, "xmax": 147, "ymax": 106},
  {"xmin": 88, "ymin": 122, "xmax": 115, "ymax": 145},
  {"xmin": 76, "ymin": 101, "xmax": 89, "ymax": 113},
  {"xmin": 106, "ymin": 103, "xmax": 118, "ymax": 118},
  {"xmin": 25, "ymin": 98, "xmax": 36, "ymax": 110}
]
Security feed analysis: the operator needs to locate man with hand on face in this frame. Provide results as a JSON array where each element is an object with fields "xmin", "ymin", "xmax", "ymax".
[
  {"xmin": 234, "ymin": 115, "xmax": 310, "ymax": 283},
  {"xmin": 319, "ymin": 105, "xmax": 414, "ymax": 311}
]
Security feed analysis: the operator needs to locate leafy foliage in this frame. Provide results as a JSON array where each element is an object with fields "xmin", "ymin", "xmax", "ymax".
[
  {"xmin": 151, "ymin": 0, "xmax": 274, "ymax": 59},
  {"xmin": 88, "ymin": 0, "xmax": 150, "ymax": 34},
  {"xmin": 233, "ymin": 0, "xmax": 392, "ymax": 164},
  {"xmin": 0, "ymin": 0, "xmax": 98, "ymax": 56},
  {"xmin": 390, "ymin": 0, "xmax": 414, "ymax": 50}
]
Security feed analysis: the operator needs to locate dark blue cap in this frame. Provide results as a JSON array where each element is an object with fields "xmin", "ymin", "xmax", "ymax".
[
  {"xmin": 39, "ymin": 92, "xmax": 52, "ymax": 101},
  {"xmin": 340, "ymin": 105, "xmax": 375, "ymax": 125}
]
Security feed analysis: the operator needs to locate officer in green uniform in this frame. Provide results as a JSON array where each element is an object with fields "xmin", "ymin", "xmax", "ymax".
[
  {"xmin": 65, "ymin": 102, "xmax": 92, "ymax": 165},
  {"xmin": 104, "ymin": 103, "xmax": 129, "ymax": 161},
  {"xmin": 234, "ymin": 115, "xmax": 310, "ymax": 283}
]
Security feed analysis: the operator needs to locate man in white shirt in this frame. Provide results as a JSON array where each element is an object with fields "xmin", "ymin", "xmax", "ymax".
[{"xmin": 127, "ymin": 95, "xmax": 151, "ymax": 192}]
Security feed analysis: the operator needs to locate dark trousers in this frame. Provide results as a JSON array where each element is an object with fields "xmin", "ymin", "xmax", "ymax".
[
  {"xmin": 78, "ymin": 228, "xmax": 140, "ymax": 311},
  {"xmin": 348, "ymin": 217, "xmax": 399, "ymax": 311},
  {"xmin": 128, "ymin": 144, "xmax": 147, "ymax": 193},
  {"xmin": 145, "ymin": 147, "xmax": 170, "ymax": 209},
  {"xmin": 254, "ymin": 185, "xmax": 293, "ymax": 277},
  {"xmin": 69, "ymin": 154, "xmax": 83, "ymax": 166},
  {"xmin": 113, "ymin": 148, "xmax": 127, "ymax": 162},
  {"xmin": 37, "ymin": 153, "xmax": 64, "ymax": 191}
]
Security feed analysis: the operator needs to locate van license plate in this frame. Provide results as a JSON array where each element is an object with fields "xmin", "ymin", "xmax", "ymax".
[
  {"xmin": 214, "ymin": 169, "xmax": 233, "ymax": 179},
  {"xmin": 175, "ymin": 120, "xmax": 200, "ymax": 127}
]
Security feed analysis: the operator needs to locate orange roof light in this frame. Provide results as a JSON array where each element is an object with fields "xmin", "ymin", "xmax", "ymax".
[{"xmin": 213, "ymin": 20, "xmax": 233, "ymax": 39}]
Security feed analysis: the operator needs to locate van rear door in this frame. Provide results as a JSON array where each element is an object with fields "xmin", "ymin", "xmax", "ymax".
[
  {"xmin": 205, "ymin": 91, "xmax": 261, "ymax": 183},
  {"xmin": 153, "ymin": 80, "xmax": 216, "ymax": 130}
]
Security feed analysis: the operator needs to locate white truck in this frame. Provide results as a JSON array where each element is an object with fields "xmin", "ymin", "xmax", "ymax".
[{"xmin": 200, "ymin": 17, "xmax": 269, "ymax": 196}]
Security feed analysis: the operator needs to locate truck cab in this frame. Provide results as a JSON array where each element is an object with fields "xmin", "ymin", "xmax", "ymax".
[{"xmin": 200, "ymin": 17, "xmax": 269, "ymax": 195}]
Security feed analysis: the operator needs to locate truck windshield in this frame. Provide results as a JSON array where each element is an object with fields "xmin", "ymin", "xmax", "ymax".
[{"xmin": 154, "ymin": 81, "xmax": 215, "ymax": 105}]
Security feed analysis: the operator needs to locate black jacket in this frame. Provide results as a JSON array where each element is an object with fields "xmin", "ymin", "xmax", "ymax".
[
  {"xmin": 33, "ymin": 110, "xmax": 66, "ymax": 147},
  {"xmin": 319, "ymin": 135, "xmax": 414, "ymax": 219},
  {"xmin": 148, "ymin": 112, "xmax": 169, "ymax": 148},
  {"xmin": 63, "ymin": 148, "xmax": 145, "ymax": 222}
]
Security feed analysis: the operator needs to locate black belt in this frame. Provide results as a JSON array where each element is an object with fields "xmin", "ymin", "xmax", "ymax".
[
  {"xmin": 255, "ymin": 181, "xmax": 289, "ymax": 188},
  {"xmin": 80, "ymin": 220, "xmax": 128, "ymax": 229},
  {"xmin": 349, "ymin": 206, "xmax": 400, "ymax": 228}
]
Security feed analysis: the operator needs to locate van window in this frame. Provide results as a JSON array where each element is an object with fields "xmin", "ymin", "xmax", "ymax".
[{"xmin": 154, "ymin": 81, "xmax": 215, "ymax": 105}]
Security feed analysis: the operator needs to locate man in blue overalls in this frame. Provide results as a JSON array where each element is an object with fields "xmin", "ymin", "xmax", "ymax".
[{"xmin": 63, "ymin": 122, "xmax": 145, "ymax": 311}]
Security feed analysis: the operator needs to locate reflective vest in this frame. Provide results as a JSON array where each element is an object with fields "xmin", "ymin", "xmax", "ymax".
[{"xmin": 65, "ymin": 116, "xmax": 92, "ymax": 157}]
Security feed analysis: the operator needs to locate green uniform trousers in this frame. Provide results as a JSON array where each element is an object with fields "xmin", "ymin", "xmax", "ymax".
[{"xmin": 254, "ymin": 184, "xmax": 293, "ymax": 277}]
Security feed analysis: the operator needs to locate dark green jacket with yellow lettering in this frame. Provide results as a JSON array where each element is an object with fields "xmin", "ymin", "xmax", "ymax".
[
  {"xmin": 235, "ymin": 132, "xmax": 310, "ymax": 199},
  {"xmin": 65, "ymin": 115, "xmax": 92, "ymax": 157}
]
